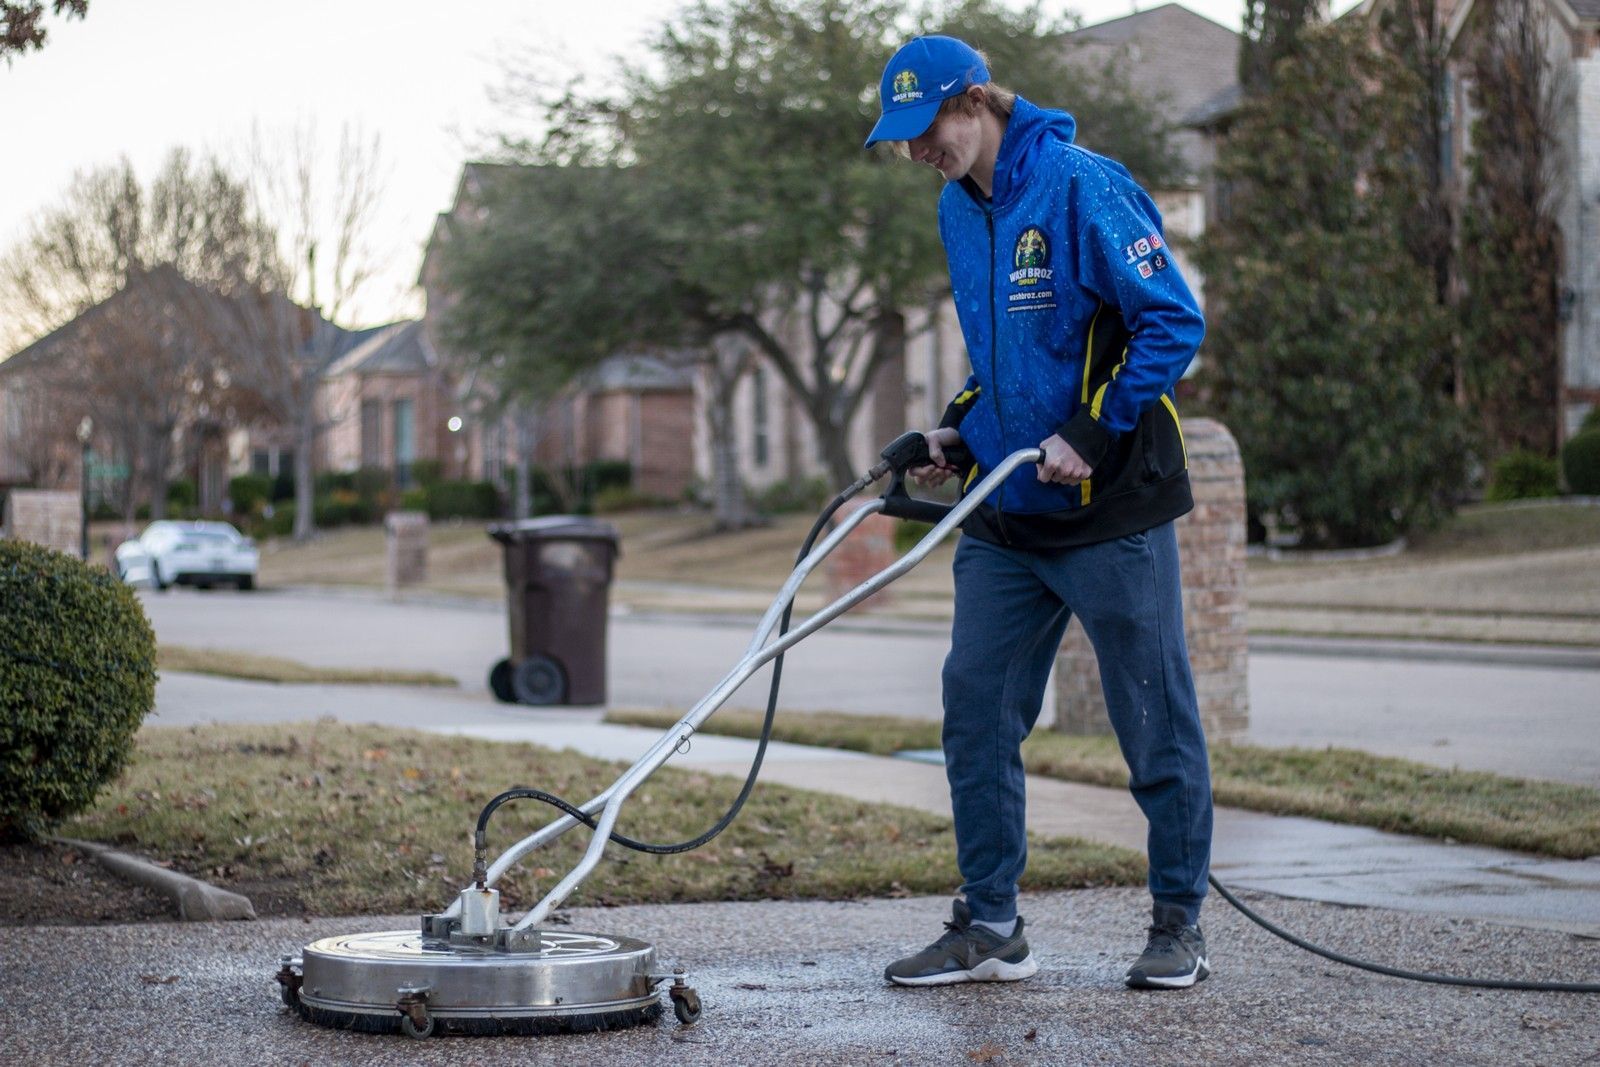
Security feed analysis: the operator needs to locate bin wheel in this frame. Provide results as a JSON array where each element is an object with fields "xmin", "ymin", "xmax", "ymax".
[
  {"xmin": 511, "ymin": 654, "xmax": 566, "ymax": 705},
  {"xmin": 488, "ymin": 659, "xmax": 515, "ymax": 703}
]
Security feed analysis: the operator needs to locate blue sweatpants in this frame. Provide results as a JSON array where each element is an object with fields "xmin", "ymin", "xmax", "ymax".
[{"xmin": 940, "ymin": 522, "xmax": 1213, "ymax": 925}]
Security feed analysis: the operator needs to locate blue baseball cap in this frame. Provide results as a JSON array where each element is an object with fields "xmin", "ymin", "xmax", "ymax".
[{"xmin": 864, "ymin": 36, "xmax": 990, "ymax": 148}]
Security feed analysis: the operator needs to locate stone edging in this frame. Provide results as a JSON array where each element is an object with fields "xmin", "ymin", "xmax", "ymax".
[{"xmin": 54, "ymin": 837, "xmax": 256, "ymax": 921}]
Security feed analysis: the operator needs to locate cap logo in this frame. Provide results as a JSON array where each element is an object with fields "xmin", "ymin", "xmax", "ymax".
[{"xmin": 891, "ymin": 69, "xmax": 922, "ymax": 103}]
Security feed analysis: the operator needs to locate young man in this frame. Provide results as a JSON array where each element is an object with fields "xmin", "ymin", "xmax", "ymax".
[{"xmin": 864, "ymin": 35, "xmax": 1213, "ymax": 990}]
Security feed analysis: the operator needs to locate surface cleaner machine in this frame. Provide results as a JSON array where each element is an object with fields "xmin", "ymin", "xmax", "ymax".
[{"xmin": 275, "ymin": 434, "xmax": 1598, "ymax": 1038}]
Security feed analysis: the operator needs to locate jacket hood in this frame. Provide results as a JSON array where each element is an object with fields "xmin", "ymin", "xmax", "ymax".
[{"xmin": 986, "ymin": 95, "xmax": 1076, "ymax": 208}]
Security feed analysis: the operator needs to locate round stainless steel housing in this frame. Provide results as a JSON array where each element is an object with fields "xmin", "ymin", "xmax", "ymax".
[{"xmin": 296, "ymin": 929, "xmax": 661, "ymax": 1025}]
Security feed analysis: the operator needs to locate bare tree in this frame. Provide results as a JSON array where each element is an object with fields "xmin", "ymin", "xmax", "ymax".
[
  {"xmin": 0, "ymin": 151, "xmax": 267, "ymax": 519},
  {"xmin": 206, "ymin": 122, "xmax": 387, "ymax": 540}
]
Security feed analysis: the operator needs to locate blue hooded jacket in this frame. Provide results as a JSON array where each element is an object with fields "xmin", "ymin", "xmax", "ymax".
[{"xmin": 936, "ymin": 96, "xmax": 1205, "ymax": 547}]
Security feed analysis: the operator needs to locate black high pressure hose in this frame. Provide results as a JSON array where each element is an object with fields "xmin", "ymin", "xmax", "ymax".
[
  {"xmin": 473, "ymin": 457, "xmax": 890, "ymax": 865},
  {"xmin": 476, "ymin": 436, "xmax": 1600, "ymax": 994}
]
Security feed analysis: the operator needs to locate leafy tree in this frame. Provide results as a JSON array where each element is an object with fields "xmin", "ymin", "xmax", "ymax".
[
  {"xmin": 447, "ymin": 0, "xmax": 1180, "ymax": 507},
  {"xmin": 1457, "ymin": 0, "xmax": 1565, "ymax": 458},
  {"xmin": 1198, "ymin": 21, "xmax": 1466, "ymax": 547},
  {"xmin": 1238, "ymin": 0, "xmax": 1320, "ymax": 93},
  {"xmin": 0, "ymin": 0, "xmax": 85, "ymax": 62}
]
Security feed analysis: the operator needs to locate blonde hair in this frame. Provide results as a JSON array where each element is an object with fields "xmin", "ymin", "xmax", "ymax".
[{"xmin": 887, "ymin": 83, "xmax": 1016, "ymax": 159}]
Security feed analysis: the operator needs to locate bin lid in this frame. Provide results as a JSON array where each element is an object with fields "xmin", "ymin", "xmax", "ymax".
[{"xmin": 487, "ymin": 515, "xmax": 621, "ymax": 545}]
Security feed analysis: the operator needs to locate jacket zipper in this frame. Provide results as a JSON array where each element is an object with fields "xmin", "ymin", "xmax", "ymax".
[{"xmin": 986, "ymin": 209, "xmax": 1011, "ymax": 545}]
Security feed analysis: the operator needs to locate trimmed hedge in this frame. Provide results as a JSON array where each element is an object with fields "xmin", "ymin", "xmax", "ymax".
[
  {"xmin": 1562, "ymin": 430, "xmax": 1600, "ymax": 495},
  {"xmin": 0, "ymin": 540, "xmax": 156, "ymax": 840},
  {"xmin": 1485, "ymin": 449, "xmax": 1559, "ymax": 502}
]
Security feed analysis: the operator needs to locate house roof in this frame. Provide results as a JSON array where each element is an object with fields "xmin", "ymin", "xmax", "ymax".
[
  {"xmin": 584, "ymin": 352, "xmax": 695, "ymax": 393},
  {"xmin": 1063, "ymin": 3, "xmax": 1241, "ymax": 181},
  {"xmin": 323, "ymin": 319, "xmax": 435, "ymax": 378}
]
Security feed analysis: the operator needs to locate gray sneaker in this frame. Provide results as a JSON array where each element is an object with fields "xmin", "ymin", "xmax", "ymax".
[
  {"xmin": 884, "ymin": 899, "xmax": 1039, "ymax": 986},
  {"xmin": 1125, "ymin": 902, "xmax": 1210, "ymax": 989}
]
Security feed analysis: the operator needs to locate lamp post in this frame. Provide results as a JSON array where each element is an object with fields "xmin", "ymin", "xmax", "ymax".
[{"xmin": 76, "ymin": 415, "xmax": 94, "ymax": 561}]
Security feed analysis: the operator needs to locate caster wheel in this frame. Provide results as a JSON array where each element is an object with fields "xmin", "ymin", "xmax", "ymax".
[
  {"xmin": 279, "ymin": 982, "xmax": 298, "ymax": 1009},
  {"xmin": 400, "ymin": 1012, "xmax": 435, "ymax": 1039},
  {"xmin": 511, "ymin": 654, "xmax": 566, "ymax": 705},
  {"xmin": 671, "ymin": 985, "xmax": 702, "ymax": 1025},
  {"xmin": 488, "ymin": 658, "xmax": 515, "ymax": 703}
]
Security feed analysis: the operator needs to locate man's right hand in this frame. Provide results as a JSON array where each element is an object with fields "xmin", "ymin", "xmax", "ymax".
[{"xmin": 911, "ymin": 427, "xmax": 963, "ymax": 487}]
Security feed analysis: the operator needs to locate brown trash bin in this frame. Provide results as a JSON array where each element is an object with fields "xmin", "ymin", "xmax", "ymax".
[{"xmin": 486, "ymin": 516, "xmax": 620, "ymax": 706}]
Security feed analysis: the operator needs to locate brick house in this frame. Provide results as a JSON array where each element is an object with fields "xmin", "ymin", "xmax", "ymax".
[
  {"xmin": 418, "ymin": 164, "xmax": 698, "ymax": 501},
  {"xmin": 317, "ymin": 319, "xmax": 454, "ymax": 487}
]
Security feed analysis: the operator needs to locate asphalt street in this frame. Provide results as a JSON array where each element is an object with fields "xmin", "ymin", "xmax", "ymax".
[{"xmin": 140, "ymin": 587, "xmax": 1600, "ymax": 785}]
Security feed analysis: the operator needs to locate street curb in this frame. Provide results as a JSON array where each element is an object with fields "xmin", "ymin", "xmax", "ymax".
[
  {"xmin": 1249, "ymin": 634, "xmax": 1600, "ymax": 671},
  {"xmin": 54, "ymin": 837, "xmax": 256, "ymax": 921}
]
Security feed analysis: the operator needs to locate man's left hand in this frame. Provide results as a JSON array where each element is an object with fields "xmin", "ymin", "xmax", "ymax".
[{"xmin": 1037, "ymin": 434, "xmax": 1091, "ymax": 484}]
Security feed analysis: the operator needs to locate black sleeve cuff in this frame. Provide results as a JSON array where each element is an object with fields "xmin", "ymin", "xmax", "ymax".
[
  {"xmin": 1056, "ymin": 408, "xmax": 1115, "ymax": 471},
  {"xmin": 938, "ymin": 400, "xmax": 969, "ymax": 431}
]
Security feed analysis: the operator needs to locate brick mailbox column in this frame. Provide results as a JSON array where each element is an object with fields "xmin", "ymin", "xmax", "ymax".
[
  {"xmin": 1052, "ymin": 417, "xmax": 1249, "ymax": 740},
  {"xmin": 2, "ymin": 490, "xmax": 82, "ymax": 558},
  {"xmin": 824, "ymin": 498, "xmax": 899, "ymax": 611},
  {"xmin": 385, "ymin": 511, "xmax": 429, "ymax": 592}
]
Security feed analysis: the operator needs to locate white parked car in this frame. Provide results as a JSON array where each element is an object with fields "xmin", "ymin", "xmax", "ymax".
[{"xmin": 115, "ymin": 520, "xmax": 260, "ymax": 591}]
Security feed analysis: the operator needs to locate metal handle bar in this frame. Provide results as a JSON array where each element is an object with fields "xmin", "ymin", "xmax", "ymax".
[{"xmin": 493, "ymin": 447, "xmax": 1043, "ymax": 929}]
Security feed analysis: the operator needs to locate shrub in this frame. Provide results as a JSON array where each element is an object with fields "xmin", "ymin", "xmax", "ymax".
[
  {"xmin": 398, "ymin": 488, "xmax": 429, "ymax": 512},
  {"xmin": 352, "ymin": 466, "xmax": 392, "ymax": 498},
  {"xmin": 166, "ymin": 479, "xmax": 197, "ymax": 512},
  {"xmin": 410, "ymin": 459, "xmax": 443, "ymax": 489},
  {"xmin": 426, "ymin": 480, "xmax": 500, "ymax": 520},
  {"xmin": 1485, "ymin": 449, "xmax": 1560, "ymax": 502},
  {"xmin": 228, "ymin": 473, "xmax": 273, "ymax": 516},
  {"xmin": 0, "ymin": 541, "xmax": 156, "ymax": 840},
  {"xmin": 1580, "ymin": 406, "xmax": 1600, "ymax": 435},
  {"xmin": 593, "ymin": 485, "xmax": 664, "ymax": 514},
  {"xmin": 1561, "ymin": 430, "xmax": 1600, "ymax": 495},
  {"xmin": 893, "ymin": 520, "xmax": 935, "ymax": 554},
  {"xmin": 270, "ymin": 470, "xmax": 295, "ymax": 502},
  {"xmin": 754, "ymin": 477, "xmax": 831, "ymax": 515}
]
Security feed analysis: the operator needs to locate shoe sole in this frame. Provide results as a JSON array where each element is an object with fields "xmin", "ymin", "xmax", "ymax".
[
  {"xmin": 1125, "ymin": 956, "xmax": 1211, "ymax": 990},
  {"xmin": 887, "ymin": 952, "xmax": 1039, "ymax": 987}
]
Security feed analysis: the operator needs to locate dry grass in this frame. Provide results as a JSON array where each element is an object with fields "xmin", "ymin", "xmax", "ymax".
[
  {"xmin": 608, "ymin": 707, "xmax": 1600, "ymax": 859},
  {"xmin": 159, "ymin": 645, "xmax": 457, "ymax": 687},
  {"xmin": 63, "ymin": 723, "xmax": 1144, "ymax": 917}
]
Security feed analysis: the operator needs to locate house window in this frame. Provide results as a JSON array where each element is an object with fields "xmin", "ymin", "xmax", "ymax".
[
  {"xmin": 251, "ymin": 450, "xmax": 271, "ymax": 476},
  {"xmin": 393, "ymin": 398, "xmax": 415, "ymax": 488},
  {"xmin": 752, "ymin": 367, "xmax": 769, "ymax": 468},
  {"xmin": 360, "ymin": 399, "xmax": 383, "ymax": 468}
]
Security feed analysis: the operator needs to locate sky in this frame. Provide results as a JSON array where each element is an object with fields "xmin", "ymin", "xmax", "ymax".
[{"xmin": 0, "ymin": 0, "xmax": 1345, "ymax": 335}]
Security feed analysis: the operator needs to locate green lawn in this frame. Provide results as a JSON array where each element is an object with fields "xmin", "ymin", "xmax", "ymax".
[
  {"xmin": 607, "ymin": 707, "xmax": 1600, "ymax": 859},
  {"xmin": 63, "ymin": 723, "xmax": 1144, "ymax": 917}
]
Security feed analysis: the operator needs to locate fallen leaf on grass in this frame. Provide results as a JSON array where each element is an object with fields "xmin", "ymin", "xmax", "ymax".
[
  {"xmin": 734, "ymin": 982, "xmax": 768, "ymax": 991},
  {"xmin": 1024, "ymin": 1029, "xmax": 1038, "ymax": 1041},
  {"xmin": 139, "ymin": 975, "xmax": 181, "ymax": 985},
  {"xmin": 967, "ymin": 1043, "xmax": 1005, "ymax": 1063}
]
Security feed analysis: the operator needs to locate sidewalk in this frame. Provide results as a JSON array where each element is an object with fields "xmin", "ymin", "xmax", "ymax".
[{"xmin": 443, "ymin": 711, "xmax": 1600, "ymax": 940}]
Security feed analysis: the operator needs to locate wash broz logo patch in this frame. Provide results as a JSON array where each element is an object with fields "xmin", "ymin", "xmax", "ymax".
[
  {"xmin": 1007, "ymin": 226, "xmax": 1057, "ymax": 314},
  {"xmin": 892, "ymin": 70, "xmax": 922, "ymax": 103}
]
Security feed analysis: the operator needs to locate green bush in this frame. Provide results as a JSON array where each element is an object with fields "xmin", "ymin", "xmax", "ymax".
[
  {"xmin": 893, "ymin": 520, "xmax": 935, "ymax": 554},
  {"xmin": 1485, "ymin": 449, "xmax": 1560, "ymax": 502},
  {"xmin": 166, "ymin": 479, "xmax": 197, "ymax": 512},
  {"xmin": 1561, "ymin": 430, "xmax": 1600, "ymax": 495},
  {"xmin": 426, "ymin": 480, "xmax": 500, "ymax": 520},
  {"xmin": 410, "ymin": 459, "xmax": 443, "ymax": 489},
  {"xmin": 228, "ymin": 473, "xmax": 273, "ymax": 516},
  {"xmin": 754, "ymin": 477, "xmax": 831, "ymax": 515},
  {"xmin": 398, "ymin": 488, "xmax": 430, "ymax": 512},
  {"xmin": 352, "ymin": 466, "xmax": 392, "ymax": 499},
  {"xmin": 0, "ymin": 541, "xmax": 157, "ymax": 840}
]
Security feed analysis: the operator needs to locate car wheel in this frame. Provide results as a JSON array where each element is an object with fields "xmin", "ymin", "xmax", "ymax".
[
  {"xmin": 237, "ymin": 575, "xmax": 255, "ymax": 591},
  {"xmin": 151, "ymin": 562, "xmax": 170, "ymax": 591}
]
